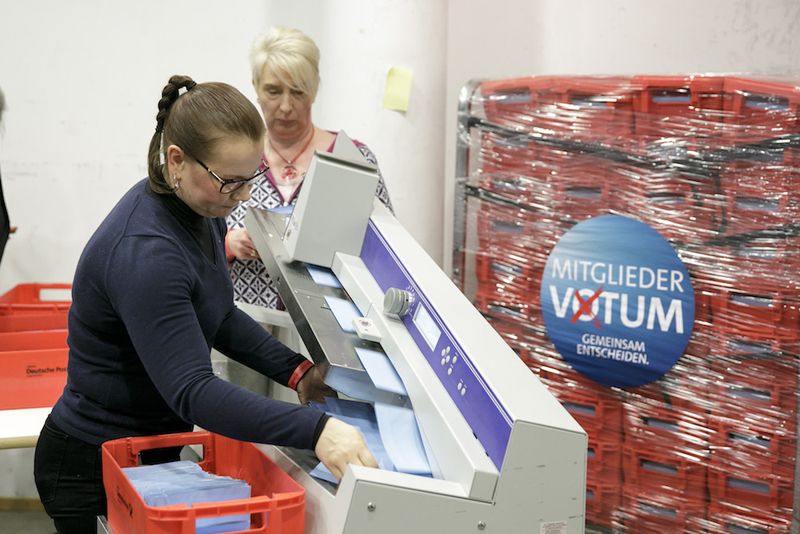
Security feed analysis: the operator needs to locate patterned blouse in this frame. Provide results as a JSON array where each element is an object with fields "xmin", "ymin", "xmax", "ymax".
[{"xmin": 226, "ymin": 133, "xmax": 393, "ymax": 307}]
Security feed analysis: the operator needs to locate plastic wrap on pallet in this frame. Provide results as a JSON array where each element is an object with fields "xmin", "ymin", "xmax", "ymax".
[{"xmin": 454, "ymin": 74, "xmax": 800, "ymax": 533}]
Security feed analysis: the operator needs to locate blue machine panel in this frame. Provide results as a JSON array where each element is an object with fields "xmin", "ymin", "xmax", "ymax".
[{"xmin": 361, "ymin": 221, "xmax": 512, "ymax": 469}]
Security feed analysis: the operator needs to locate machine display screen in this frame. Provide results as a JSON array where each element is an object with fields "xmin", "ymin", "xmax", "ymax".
[{"xmin": 413, "ymin": 304, "xmax": 441, "ymax": 350}]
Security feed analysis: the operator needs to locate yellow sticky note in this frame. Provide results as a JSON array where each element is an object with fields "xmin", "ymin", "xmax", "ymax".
[{"xmin": 383, "ymin": 66, "xmax": 413, "ymax": 112}]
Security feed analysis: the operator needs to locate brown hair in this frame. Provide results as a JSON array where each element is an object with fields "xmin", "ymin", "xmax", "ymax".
[{"xmin": 147, "ymin": 75, "xmax": 265, "ymax": 194}]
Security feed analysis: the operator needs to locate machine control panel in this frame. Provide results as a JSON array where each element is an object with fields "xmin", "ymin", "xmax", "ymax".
[{"xmin": 361, "ymin": 221, "xmax": 512, "ymax": 469}]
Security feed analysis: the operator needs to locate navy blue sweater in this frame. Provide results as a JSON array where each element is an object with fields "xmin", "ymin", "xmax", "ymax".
[{"xmin": 51, "ymin": 179, "xmax": 324, "ymax": 448}]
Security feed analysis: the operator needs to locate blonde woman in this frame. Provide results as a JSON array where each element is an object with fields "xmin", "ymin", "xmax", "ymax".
[{"xmin": 226, "ymin": 26, "xmax": 392, "ymax": 307}]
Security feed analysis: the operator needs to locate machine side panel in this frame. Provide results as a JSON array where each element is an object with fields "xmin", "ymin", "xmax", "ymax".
[{"xmin": 493, "ymin": 422, "xmax": 587, "ymax": 533}]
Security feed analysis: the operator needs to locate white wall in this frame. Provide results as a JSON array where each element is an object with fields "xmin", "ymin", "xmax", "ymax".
[
  {"xmin": 0, "ymin": 0, "xmax": 268, "ymax": 292},
  {"xmin": 0, "ymin": 0, "xmax": 447, "ymax": 295},
  {"xmin": 443, "ymin": 0, "xmax": 800, "ymax": 271}
]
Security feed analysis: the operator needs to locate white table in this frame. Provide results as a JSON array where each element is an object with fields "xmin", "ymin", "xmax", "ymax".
[{"xmin": 0, "ymin": 407, "xmax": 50, "ymax": 449}]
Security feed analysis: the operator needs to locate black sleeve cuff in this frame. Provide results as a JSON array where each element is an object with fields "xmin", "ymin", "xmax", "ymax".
[{"xmin": 311, "ymin": 413, "xmax": 332, "ymax": 450}]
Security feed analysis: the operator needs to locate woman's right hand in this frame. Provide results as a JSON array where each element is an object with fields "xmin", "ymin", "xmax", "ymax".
[
  {"xmin": 226, "ymin": 228, "xmax": 260, "ymax": 261},
  {"xmin": 314, "ymin": 417, "xmax": 378, "ymax": 480}
]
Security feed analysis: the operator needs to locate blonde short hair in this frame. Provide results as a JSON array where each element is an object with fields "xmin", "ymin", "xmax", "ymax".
[{"xmin": 250, "ymin": 27, "xmax": 321, "ymax": 101}]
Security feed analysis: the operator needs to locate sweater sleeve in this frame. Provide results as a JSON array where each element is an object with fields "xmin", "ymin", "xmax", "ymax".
[
  {"xmin": 106, "ymin": 235, "xmax": 324, "ymax": 449},
  {"xmin": 213, "ymin": 306, "xmax": 310, "ymax": 388}
]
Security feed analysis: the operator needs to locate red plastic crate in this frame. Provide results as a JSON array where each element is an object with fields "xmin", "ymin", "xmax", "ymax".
[
  {"xmin": 708, "ymin": 464, "xmax": 794, "ymax": 511},
  {"xmin": 704, "ymin": 235, "xmax": 800, "ymax": 290},
  {"xmin": 0, "ymin": 283, "xmax": 71, "ymax": 315},
  {"xmin": 723, "ymin": 77, "xmax": 800, "ymax": 144},
  {"xmin": 622, "ymin": 400, "xmax": 712, "ymax": 454},
  {"xmin": 478, "ymin": 76, "xmax": 561, "ymax": 125},
  {"xmin": 708, "ymin": 330, "xmax": 798, "ymax": 372},
  {"xmin": 619, "ymin": 490, "xmax": 706, "ymax": 534},
  {"xmin": 626, "ymin": 170, "xmax": 722, "ymax": 243},
  {"xmin": 709, "ymin": 287, "xmax": 800, "ymax": 340},
  {"xmin": 0, "ymin": 311, "xmax": 68, "ymax": 333},
  {"xmin": 622, "ymin": 445, "xmax": 707, "ymax": 501},
  {"xmin": 476, "ymin": 131, "xmax": 547, "ymax": 183},
  {"xmin": 103, "ymin": 431, "xmax": 305, "ymax": 534},
  {"xmin": 707, "ymin": 340, "xmax": 798, "ymax": 427},
  {"xmin": 633, "ymin": 75, "xmax": 727, "ymax": 116},
  {"xmin": 709, "ymin": 415, "xmax": 795, "ymax": 479},
  {"xmin": 550, "ymin": 76, "xmax": 636, "ymax": 143},
  {"xmin": 632, "ymin": 75, "xmax": 728, "ymax": 148},
  {"xmin": 0, "ymin": 347, "xmax": 67, "ymax": 409},
  {"xmin": 0, "ymin": 329, "xmax": 67, "ymax": 350},
  {"xmin": 585, "ymin": 477, "xmax": 621, "ymax": 530},
  {"xmin": 475, "ymin": 166, "xmax": 552, "ymax": 209},
  {"xmin": 587, "ymin": 435, "xmax": 622, "ymax": 483},
  {"xmin": 546, "ymin": 378, "xmax": 623, "ymax": 441},
  {"xmin": 540, "ymin": 148, "xmax": 629, "ymax": 220},
  {"xmin": 721, "ymin": 179, "xmax": 799, "ymax": 236},
  {"xmin": 475, "ymin": 198, "xmax": 552, "ymax": 252},
  {"xmin": 706, "ymin": 502, "xmax": 793, "ymax": 533},
  {"xmin": 474, "ymin": 255, "xmax": 543, "ymax": 312}
]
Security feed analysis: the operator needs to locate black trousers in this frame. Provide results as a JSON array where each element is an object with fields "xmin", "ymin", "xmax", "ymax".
[
  {"xmin": 33, "ymin": 416, "xmax": 105, "ymax": 534},
  {"xmin": 33, "ymin": 416, "xmax": 182, "ymax": 534}
]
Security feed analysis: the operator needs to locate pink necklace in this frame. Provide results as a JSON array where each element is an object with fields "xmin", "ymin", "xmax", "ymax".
[{"xmin": 269, "ymin": 128, "xmax": 315, "ymax": 181}]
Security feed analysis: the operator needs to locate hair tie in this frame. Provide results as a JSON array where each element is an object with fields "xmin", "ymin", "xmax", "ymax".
[{"xmin": 186, "ymin": 81, "xmax": 197, "ymax": 91}]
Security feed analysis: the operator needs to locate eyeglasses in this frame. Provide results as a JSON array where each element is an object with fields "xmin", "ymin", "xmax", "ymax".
[{"xmin": 183, "ymin": 149, "xmax": 268, "ymax": 194}]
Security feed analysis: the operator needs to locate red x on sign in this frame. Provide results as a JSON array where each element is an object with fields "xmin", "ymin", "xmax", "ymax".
[{"xmin": 570, "ymin": 287, "xmax": 604, "ymax": 329}]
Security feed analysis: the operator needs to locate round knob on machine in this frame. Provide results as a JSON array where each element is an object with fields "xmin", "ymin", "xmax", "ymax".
[{"xmin": 383, "ymin": 288, "xmax": 413, "ymax": 317}]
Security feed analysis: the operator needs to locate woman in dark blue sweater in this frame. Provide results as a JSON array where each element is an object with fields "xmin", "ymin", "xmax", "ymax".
[{"xmin": 33, "ymin": 75, "xmax": 376, "ymax": 534}]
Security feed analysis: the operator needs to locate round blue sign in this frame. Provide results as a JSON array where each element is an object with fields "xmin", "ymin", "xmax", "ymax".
[{"xmin": 540, "ymin": 215, "xmax": 695, "ymax": 388}]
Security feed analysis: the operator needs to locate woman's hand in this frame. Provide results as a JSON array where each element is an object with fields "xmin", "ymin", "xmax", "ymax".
[
  {"xmin": 314, "ymin": 417, "xmax": 379, "ymax": 480},
  {"xmin": 226, "ymin": 228, "xmax": 259, "ymax": 261},
  {"xmin": 296, "ymin": 365, "xmax": 337, "ymax": 405}
]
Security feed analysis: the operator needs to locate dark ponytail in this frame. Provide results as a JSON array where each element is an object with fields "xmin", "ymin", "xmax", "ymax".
[
  {"xmin": 148, "ymin": 75, "xmax": 196, "ymax": 194},
  {"xmin": 147, "ymin": 75, "xmax": 265, "ymax": 194}
]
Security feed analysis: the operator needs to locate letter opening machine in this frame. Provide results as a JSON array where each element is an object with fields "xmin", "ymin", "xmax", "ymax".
[{"xmin": 244, "ymin": 133, "xmax": 587, "ymax": 534}]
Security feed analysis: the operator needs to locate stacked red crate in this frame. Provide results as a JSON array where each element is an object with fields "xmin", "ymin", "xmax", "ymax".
[
  {"xmin": 618, "ymin": 491, "xmax": 708, "ymax": 534},
  {"xmin": 705, "ymin": 330, "xmax": 798, "ymax": 528},
  {"xmin": 618, "ymin": 333, "xmax": 712, "ymax": 532},
  {"xmin": 622, "ymin": 166, "xmax": 722, "ymax": 244},
  {"xmin": 631, "ymin": 75, "xmax": 728, "ymax": 156},
  {"xmin": 550, "ymin": 77, "xmax": 636, "ymax": 146},
  {"xmin": 704, "ymin": 502, "xmax": 793, "ymax": 533},
  {"xmin": 472, "ymin": 197, "xmax": 550, "ymax": 323},
  {"xmin": 0, "ymin": 284, "xmax": 71, "ymax": 410},
  {"xmin": 478, "ymin": 76, "xmax": 563, "ymax": 131},
  {"xmin": 538, "ymin": 146, "xmax": 630, "ymax": 223},
  {"xmin": 465, "ymin": 74, "xmax": 800, "ymax": 532},
  {"xmin": 722, "ymin": 77, "xmax": 800, "ymax": 145}
]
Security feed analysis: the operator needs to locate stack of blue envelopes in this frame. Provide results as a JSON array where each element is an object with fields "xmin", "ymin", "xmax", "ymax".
[
  {"xmin": 123, "ymin": 460, "xmax": 251, "ymax": 534},
  {"xmin": 309, "ymin": 396, "xmax": 432, "ymax": 484}
]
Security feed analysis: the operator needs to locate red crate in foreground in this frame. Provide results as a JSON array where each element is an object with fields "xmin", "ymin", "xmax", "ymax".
[{"xmin": 103, "ymin": 431, "xmax": 305, "ymax": 534}]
